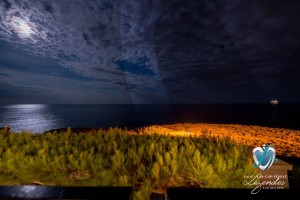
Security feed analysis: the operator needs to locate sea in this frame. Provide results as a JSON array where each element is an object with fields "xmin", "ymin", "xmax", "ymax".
[{"xmin": 0, "ymin": 104, "xmax": 300, "ymax": 133}]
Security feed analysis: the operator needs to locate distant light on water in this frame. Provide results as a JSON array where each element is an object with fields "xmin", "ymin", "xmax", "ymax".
[
  {"xmin": 6, "ymin": 104, "xmax": 47, "ymax": 109},
  {"xmin": 0, "ymin": 104, "xmax": 59, "ymax": 133}
]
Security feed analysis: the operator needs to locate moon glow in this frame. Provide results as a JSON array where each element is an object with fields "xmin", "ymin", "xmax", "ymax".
[{"xmin": 10, "ymin": 16, "xmax": 35, "ymax": 38}]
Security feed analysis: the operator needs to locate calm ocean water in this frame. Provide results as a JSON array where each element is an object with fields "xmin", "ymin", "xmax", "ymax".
[{"xmin": 0, "ymin": 104, "xmax": 300, "ymax": 133}]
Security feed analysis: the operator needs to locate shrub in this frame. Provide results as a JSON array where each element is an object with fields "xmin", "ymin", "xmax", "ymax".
[{"xmin": 0, "ymin": 127, "xmax": 256, "ymax": 200}]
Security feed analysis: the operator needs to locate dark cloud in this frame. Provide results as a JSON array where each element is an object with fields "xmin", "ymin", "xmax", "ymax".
[
  {"xmin": 82, "ymin": 33, "xmax": 91, "ymax": 45},
  {"xmin": 271, "ymin": 43, "xmax": 300, "ymax": 102},
  {"xmin": 253, "ymin": 0, "xmax": 283, "ymax": 18},
  {"xmin": 153, "ymin": 0, "xmax": 266, "ymax": 103},
  {"xmin": 151, "ymin": 0, "xmax": 300, "ymax": 103},
  {"xmin": 90, "ymin": 22, "xmax": 107, "ymax": 40},
  {"xmin": 0, "ymin": 72, "xmax": 11, "ymax": 77},
  {"xmin": 42, "ymin": 3, "xmax": 54, "ymax": 13},
  {"xmin": 0, "ymin": 0, "xmax": 300, "ymax": 103},
  {"xmin": 99, "ymin": 1, "xmax": 114, "ymax": 11},
  {"xmin": 204, "ymin": 0, "xmax": 300, "ymax": 93},
  {"xmin": 1, "ymin": 0, "xmax": 11, "ymax": 10}
]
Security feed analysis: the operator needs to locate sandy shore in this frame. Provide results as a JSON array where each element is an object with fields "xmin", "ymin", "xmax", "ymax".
[{"xmin": 139, "ymin": 123, "xmax": 300, "ymax": 158}]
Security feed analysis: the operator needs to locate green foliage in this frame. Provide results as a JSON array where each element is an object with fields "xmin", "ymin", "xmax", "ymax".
[
  {"xmin": 0, "ymin": 128, "xmax": 256, "ymax": 200},
  {"xmin": 151, "ymin": 162, "xmax": 160, "ymax": 181}
]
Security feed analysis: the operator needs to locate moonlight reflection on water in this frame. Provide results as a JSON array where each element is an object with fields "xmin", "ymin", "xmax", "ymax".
[
  {"xmin": 1, "ymin": 104, "xmax": 300, "ymax": 133},
  {"xmin": 0, "ymin": 104, "xmax": 60, "ymax": 133}
]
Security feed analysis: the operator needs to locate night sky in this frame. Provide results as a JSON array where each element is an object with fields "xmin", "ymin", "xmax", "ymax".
[{"xmin": 1, "ymin": 0, "xmax": 300, "ymax": 104}]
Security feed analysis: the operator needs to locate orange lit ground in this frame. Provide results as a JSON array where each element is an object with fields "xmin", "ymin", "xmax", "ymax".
[{"xmin": 138, "ymin": 123, "xmax": 300, "ymax": 158}]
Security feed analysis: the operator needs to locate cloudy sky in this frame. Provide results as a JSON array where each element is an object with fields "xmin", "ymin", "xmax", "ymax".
[{"xmin": 0, "ymin": 0, "xmax": 300, "ymax": 104}]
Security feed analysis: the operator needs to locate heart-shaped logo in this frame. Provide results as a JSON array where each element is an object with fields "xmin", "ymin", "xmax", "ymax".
[{"xmin": 252, "ymin": 145, "xmax": 276, "ymax": 170}]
